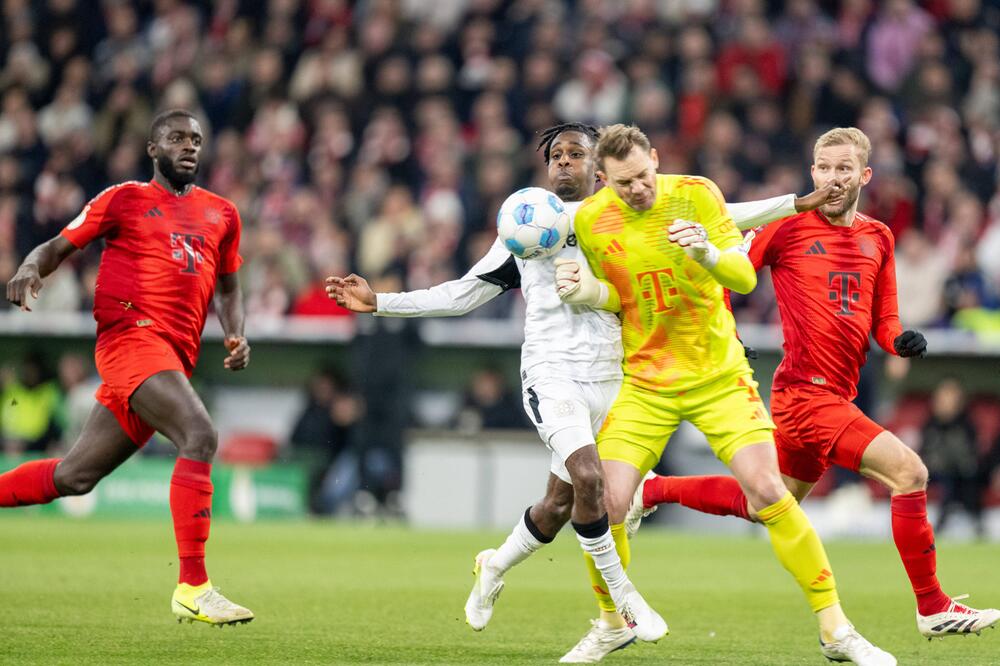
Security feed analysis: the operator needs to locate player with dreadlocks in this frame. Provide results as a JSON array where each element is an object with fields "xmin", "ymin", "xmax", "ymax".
[
  {"xmin": 330, "ymin": 122, "xmax": 664, "ymax": 646},
  {"xmin": 327, "ymin": 123, "xmax": 836, "ymax": 662}
]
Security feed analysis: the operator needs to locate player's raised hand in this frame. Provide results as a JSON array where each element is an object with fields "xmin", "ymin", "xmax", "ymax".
[
  {"xmin": 6, "ymin": 264, "xmax": 43, "ymax": 311},
  {"xmin": 325, "ymin": 274, "xmax": 377, "ymax": 313},
  {"xmin": 794, "ymin": 181, "xmax": 843, "ymax": 212},
  {"xmin": 667, "ymin": 219, "xmax": 720, "ymax": 267},
  {"xmin": 893, "ymin": 330, "xmax": 927, "ymax": 358},
  {"xmin": 224, "ymin": 335, "xmax": 250, "ymax": 371}
]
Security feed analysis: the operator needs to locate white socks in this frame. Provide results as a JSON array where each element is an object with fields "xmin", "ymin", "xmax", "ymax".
[{"xmin": 489, "ymin": 509, "xmax": 549, "ymax": 575}]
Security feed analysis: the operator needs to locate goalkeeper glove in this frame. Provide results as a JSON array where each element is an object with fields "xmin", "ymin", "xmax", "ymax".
[
  {"xmin": 555, "ymin": 258, "xmax": 610, "ymax": 308},
  {"xmin": 893, "ymin": 330, "xmax": 927, "ymax": 358},
  {"xmin": 668, "ymin": 220, "xmax": 720, "ymax": 268}
]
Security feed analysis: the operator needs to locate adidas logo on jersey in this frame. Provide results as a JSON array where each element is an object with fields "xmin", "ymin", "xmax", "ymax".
[
  {"xmin": 144, "ymin": 207, "xmax": 165, "ymax": 218},
  {"xmin": 605, "ymin": 239, "xmax": 625, "ymax": 256},
  {"xmin": 804, "ymin": 240, "xmax": 827, "ymax": 255}
]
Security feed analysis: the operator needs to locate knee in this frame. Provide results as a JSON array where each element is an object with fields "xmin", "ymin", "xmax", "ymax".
[
  {"xmin": 570, "ymin": 465, "xmax": 604, "ymax": 503},
  {"xmin": 744, "ymin": 473, "xmax": 788, "ymax": 510},
  {"xmin": 178, "ymin": 422, "xmax": 218, "ymax": 461},
  {"xmin": 540, "ymin": 487, "xmax": 574, "ymax": 525},
  {"xmin": 53, "ymin": 464, "xmax": 102, "ymax": 496},
  {"xmin": 891, "ymin": 456, "xmax": 929, "ymax": 493}
]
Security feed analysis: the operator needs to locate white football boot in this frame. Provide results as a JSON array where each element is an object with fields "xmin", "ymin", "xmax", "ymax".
[
  {"xmin": 917, "ymin": 594, "xmax": 1000, "ymax": 638},
  {"xmin": 819, "ymin": 624, "xmax": 896, "ymax": 665},
  {"xmin": 624, "ymin": 471, "xmax": 657, "ymax": 539},
  {"xmin": 464, "ymin": 548, "xmax": 504, "ymax": 630},
  {"xmin": 614, "ymin": 582, "xmax": 668, "ymax": 642},
  {"xmin": 559, "ymin": 619, "xmax": 636, "ymax": 663}
]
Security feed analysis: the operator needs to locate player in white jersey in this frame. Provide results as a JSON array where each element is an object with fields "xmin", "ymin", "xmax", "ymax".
[
  {"xmin": 327, "ymin": 123, "xmax": 838, "ymax": 663},
  {"xmin": 329, "ymin": 124, "xmax": 668, "ymax": 650}
]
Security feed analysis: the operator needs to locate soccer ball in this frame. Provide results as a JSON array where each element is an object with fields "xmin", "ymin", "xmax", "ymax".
[{"xmin": 496, "ymin": 187, "xmax": 570, "ymax": 260}]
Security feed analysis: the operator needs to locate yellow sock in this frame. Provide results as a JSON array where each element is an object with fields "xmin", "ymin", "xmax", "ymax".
[
  {"xmin": 583, "ymin": 523, "xmax": 630, "ymax": 614},
  {"xmin": 757, "ymin": 492, "xmax": 839, "ymax": 613}
]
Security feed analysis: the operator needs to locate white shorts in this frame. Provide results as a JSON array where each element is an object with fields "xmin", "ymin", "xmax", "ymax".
[{"xmin": 521, "ymin": 377, "xmax": 622, "ymax": 484}]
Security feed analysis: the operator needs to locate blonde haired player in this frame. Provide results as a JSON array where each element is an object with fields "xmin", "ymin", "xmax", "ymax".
[
  {"xmin": 639, "ymin": 126, "xmax": 1000, "ymax": 642},
  {"xmin": 555, "ymin": 124, "xmax": 894, "ymax": 665}
]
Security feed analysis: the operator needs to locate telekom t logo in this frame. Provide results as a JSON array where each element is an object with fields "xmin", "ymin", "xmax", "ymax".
[
  {"xmin": 828, "ymin": 271, "xmax": 861, "ymax": 316},
  {"xmin": 171, "ymin": 232, "xmax": 206, "ymax": 274},
  {"xmin": 636, "ymin": 267, "xmax": 677, "ymax": 313}
]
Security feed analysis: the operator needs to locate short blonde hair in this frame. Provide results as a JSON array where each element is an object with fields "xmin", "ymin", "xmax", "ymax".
[
  {"xmin": 596, "ymin": 124, "xmax": 651, "ymax": 170},
  {"xmin": 813, "ymin": 127, "xmax": 872, "ymax": 168}
]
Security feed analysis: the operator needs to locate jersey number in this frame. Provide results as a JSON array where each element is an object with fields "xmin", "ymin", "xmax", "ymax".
[{"xmin": 171, "ymin": 232, "xmax": 206, "ymax": 274}]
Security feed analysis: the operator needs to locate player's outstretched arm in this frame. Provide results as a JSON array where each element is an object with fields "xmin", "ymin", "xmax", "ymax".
[
  {"xmin": 215, "ymin": 271, "xmax": 249, "ymax": 371},
  {"xmin": 326, "ymin": 270, "xmax": 504, "ymax": 317},
  {"xmin": 5, "ymin": 236, "xmax": 77, "ymax": 311},
  {"xmin": 328, "ymin": 240, "xmax": 516, "ymax": 318},
  {"xmin": 728, "ymin": 183, "xmax": 842, "ymax": 232},
  {"xmin": 326, "ymin": 274, "xmax": 377, "ymax": 313}
]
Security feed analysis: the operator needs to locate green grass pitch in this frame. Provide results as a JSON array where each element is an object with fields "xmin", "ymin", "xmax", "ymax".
[{"xmin": 1, "ymin": 515, "xmax": 997, "ymax": 664}]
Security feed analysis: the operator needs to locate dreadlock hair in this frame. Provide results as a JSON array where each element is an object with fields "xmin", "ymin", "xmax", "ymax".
[{"xmin": 536, "ymin": 122, "xmax": 599, "ymax": 164}]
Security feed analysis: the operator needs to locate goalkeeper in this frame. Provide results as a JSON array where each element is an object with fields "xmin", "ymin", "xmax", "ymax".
[{"xmin": 555, "ymin": 124, "xmax": 894, "ymax": 665}]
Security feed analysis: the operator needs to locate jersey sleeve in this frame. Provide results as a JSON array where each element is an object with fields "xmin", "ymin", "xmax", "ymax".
[
  {"xmin": 218, "ymin": 204, "xmax": 243, "ymax": 274},
  {"xmin": 60, "ymin": 185, "xmax": 124, "ymax": 248},
  {"xmin": 728, "ymin": 194, "xmax": 797, "ymax": 231},
  {"xmin": 572, "ymin": 199, "xmax": 610, "ymax": 281},
  {"xmin": 686, "ymin": 177, "xmax": 743, "ymax": 252},
  {"xmin": 871, "ymin": 230, "xmax": 904, "ymax": 353},
  {"xmin": 375, "ymin": 238, "xmax": 513, "ymax": 317}
]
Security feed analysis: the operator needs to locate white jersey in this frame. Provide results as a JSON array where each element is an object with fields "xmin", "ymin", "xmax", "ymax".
[{"xmin": 376, "ymin": 201, "xmax": 624, "ymax": 384}]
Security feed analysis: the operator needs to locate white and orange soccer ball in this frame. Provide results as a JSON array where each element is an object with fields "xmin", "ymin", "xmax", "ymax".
[{"xmin": 496, "ymin": 187, "xmax": 570, "ymax": 260}]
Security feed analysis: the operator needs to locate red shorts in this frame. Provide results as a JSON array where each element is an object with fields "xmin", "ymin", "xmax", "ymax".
[
  {"xmin": 94, "ymin": 327, "xmax": 191, "ymax": 445},
  {"xmin": 770, "ymin": 385, "xmax": 884, "ymax": 483}
]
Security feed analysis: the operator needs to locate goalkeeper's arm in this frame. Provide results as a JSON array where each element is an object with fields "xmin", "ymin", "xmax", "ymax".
[
  {"xmin": 667, "ymin": 221, "xmax": 756, "ymax": 294},
  {"xmin": 554, "ymin": 258, "xmax": 621, "ymax": 312}
]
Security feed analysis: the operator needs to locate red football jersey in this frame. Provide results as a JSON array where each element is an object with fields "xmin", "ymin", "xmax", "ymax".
[
  {"xmin": 747, "ymin": 210, "xmax": 902, "ymax": 400},
  {"xmin": 61, "ymin": 179, "xmax": 243, "ymax": 369}
]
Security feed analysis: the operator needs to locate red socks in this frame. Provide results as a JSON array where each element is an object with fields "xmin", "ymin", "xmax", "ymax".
[
  {"xmin": 170, "ymin": 458, "xmax": 213, "ymax": 586},
  {"xmin": 643, "ymin": 474, "xmax": 751, "ymax": 521},
  {"xmin": 0, "ymin": 458, "xmax": 61, "ymax": 507},
  {"xmin": 891, "ymin": 490, "xmax": 951, "ymax": 615}
]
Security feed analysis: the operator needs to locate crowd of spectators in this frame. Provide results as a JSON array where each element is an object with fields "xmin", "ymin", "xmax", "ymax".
[{"xmin": 0, "ymin": 0, "xmax": 998, "ymax": 331}]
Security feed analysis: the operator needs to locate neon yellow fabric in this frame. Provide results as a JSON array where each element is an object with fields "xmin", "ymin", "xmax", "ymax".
[
  {"xmin": 758, "ymin": 492, "xmax": 840, "ymax": 613},
  {"xmin": 574, "ymin": 174, "xmax": 748, "ymax": 394},
  {"xmin": 584, "ymin": 523, "xmax": 630, "ymax": 613},
  {"xmin": 597, "ymin": 370, "xmax": 774, "ymax": 472},
  {"xmin": 706, "ymin": 248, "xmax": 756, "ymax": 295}
]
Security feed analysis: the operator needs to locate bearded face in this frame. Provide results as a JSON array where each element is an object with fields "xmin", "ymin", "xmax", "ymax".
[
  {"xmin": 148, "ymin": 115, "xmax": 202, "ymax": 190},
  {"xmin": 811, "ymin": 144, "xmax": 872, "ymax": 220},
  {"xmin": 156, "ymin": 152, "xmax": 198, "ymax": 186}
]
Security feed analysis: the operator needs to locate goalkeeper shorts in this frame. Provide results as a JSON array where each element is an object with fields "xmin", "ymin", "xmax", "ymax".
[{"xmin": 597, "ymin": 370, "xmax": 775, "ymax": 473}]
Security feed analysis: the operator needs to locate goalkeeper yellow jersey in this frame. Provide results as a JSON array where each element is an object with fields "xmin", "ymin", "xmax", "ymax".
[{"xmin": 574, "ymin": 174, "xmax": 750, "ymax": 394}]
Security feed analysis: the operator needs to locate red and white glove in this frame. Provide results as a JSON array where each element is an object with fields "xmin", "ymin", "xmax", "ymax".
[{"xmin": 667, "ymin": 219, "xmax": 720, "ymax": 268}]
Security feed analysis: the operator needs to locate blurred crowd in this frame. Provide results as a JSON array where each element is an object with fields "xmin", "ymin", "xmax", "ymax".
[{"xmin": 0, "ymin": 0, "xmax": 998, "ymax": 329}]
